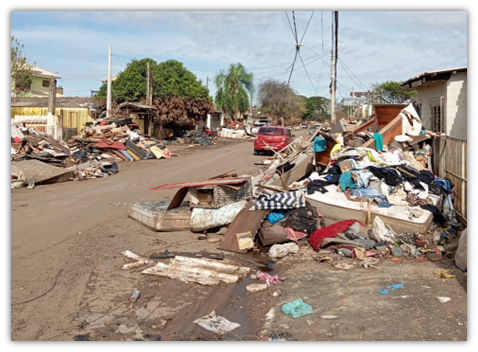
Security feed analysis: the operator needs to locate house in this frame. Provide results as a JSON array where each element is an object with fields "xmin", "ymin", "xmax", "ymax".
[
  {"xmin": 400, "ymin": 66, "xmax": 467, "ymax": 139},
  {"xmin": 339, "ymin": 92, "xmax": 369, "ymax": 117},
  {"xmin": 13, "ymin": 65, "xmax": 65, "ymax": 98},
  {"xmin": 11, "ymin": 97, "xmax": 96, "ymax": 140},
  {"xmin": 116, "ymin": 102, "xmax": 156, "ymax": 136}
]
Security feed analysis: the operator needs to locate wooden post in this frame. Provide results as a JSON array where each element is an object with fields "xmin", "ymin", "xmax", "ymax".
[
  {"xmin": 48, "ymin": 77, "xmax": 56, "ymax": 115},
  {"xmin": 107, "ymin": 44, "xmax": 112, "ymax": 117},
  {"xmin": 146, "ymin": 61, "xmax": 150, "ymax": 104}
]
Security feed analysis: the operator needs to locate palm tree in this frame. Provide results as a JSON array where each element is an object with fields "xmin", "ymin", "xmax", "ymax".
[{"xmin": 214, "ymin": 63, "xmax": 254, "ymax": 122}]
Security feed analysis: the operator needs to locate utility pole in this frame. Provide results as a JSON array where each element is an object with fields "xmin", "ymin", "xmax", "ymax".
[
  {"xmin": 352, "ymin": 87, "xmax": 354, "ymax": 117},
  {"xmin": 206, "ymin": 76, "xmax": 209, "ymax": 90},
  {"xmin": 107, "ymin": 44, "xmax": 112, "ymax": 118},
  {"xmin": 146, "ymin": 61, "xmax": 150, "ymax": 105},
  {"xmin": 149, "ymin": 70, "xmax": 153, "ymax": 106},
  {"xmin": 48, "ymin": 76, "xmax": 57, "ymax": 115},
  {"xmin": 330, "ymin": 11, "xmax": 338, "ymax": 124}
]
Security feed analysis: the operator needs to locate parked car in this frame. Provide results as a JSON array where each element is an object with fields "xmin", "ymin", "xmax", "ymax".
[
  {"xmin": 254, "ymin": 126, "xmax": 295, "ymax": 155},
  {"xmin": 251, "ymin": 122, "xmax": 272, "ymax": 134}
]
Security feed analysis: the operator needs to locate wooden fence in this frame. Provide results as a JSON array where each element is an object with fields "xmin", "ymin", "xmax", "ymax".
[{"xmin": 433, "ymin": 136, "xmax": 467, "ymax": 224}]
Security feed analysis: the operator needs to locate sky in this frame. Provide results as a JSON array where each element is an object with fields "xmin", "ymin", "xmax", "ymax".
[{"xmin": 9, "ymin": 7, "xmax": 468, "ymax": 105}]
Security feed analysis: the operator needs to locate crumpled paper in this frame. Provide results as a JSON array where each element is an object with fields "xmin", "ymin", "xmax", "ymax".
[{"xmin": 193, "ymin": 310, "xmax": 240, "ymax": 335}]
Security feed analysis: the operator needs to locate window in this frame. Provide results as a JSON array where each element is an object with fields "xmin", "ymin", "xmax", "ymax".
[
  {"xmin": 428, "ymin": 98, "xmax": 444, "ymax": 133},
  {"xmin": 42, "ymin": 80, "xmax": 50, "ymax": 88},
  {"xmin": 259, "ymin": 127, "xmax": 284, "ymax": 136}
]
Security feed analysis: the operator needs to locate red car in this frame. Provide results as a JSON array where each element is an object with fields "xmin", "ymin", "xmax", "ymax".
[{"xmin": 254, "ymin": 126, "xmax": 295, "ymax": 155}]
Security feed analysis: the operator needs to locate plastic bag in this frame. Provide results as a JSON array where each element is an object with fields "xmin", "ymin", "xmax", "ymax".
[
  {"xmin": 269, "ymin": 243, "xmax": 299, "ymax": 258},
  {"xmin": 281, "ymin": 298, "xmax": 313, "ymax": 318}
]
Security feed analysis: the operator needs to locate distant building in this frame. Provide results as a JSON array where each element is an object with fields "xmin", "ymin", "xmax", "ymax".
[
  {"xmin": 400, "ymin": 66, "xmax": 467, "ymax": 139},
  {"xmin": 13, "ymin": 65, "xmax": 64, "ymax": 98}
]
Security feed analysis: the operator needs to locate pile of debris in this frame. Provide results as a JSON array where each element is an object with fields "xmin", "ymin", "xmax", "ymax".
[
  {"xmin": 10, "ymin": 121, "xmax": 178, "ymax": 189},
  {"xmin": 127, "ymin": 101, "xmax": 465, "ymax": 272}
]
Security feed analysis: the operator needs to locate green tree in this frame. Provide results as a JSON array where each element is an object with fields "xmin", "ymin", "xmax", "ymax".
[
  {"xmin": 11, "ymin": 36, "xmax": 34, "ymax": 95},
  {"xmin": 373, "ymin": 80, "xmax": 417, "ymax": 104},
  {"xmin": 300, "ymin": 95, "xmax": 329, "ymax": 120},
  {"xmin": 95, "ymin": 59, "xmax": 214, "ymax": 137},
  {"xmin": 214, "ymin": 63, "xmax": 254, "ymax": 120},
  {"xmin": 96, "ymin": 58, "xmax": 211, "ymax": 104}
]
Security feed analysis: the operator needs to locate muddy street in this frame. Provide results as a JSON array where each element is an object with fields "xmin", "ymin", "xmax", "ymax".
[{"xmin": 10, "ymin": 129, "xmax": 467, "ymax": 342}]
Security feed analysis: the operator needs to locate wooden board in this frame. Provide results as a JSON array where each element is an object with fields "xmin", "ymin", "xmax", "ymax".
[
  {"xmin": 362, "ymin": 114, "xmax": 403, "ymax": 151},
  {"xmin": 218, "ymin": 200, "xmax": 269, "ymax": 253},
  {"xmin": 125, "ymin": 139, "xmax": 148, "ymax": 158}
]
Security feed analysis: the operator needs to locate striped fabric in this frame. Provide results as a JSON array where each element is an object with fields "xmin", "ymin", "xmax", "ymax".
[{"xmin": 250, "ymin": 190, "xmax": 306, "ymax": 211}]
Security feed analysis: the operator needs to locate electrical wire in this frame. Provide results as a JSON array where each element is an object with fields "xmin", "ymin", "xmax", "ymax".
[
  {"xmin": 292, "ymin": 11, "xmax": 299, "ymax": 43},
  {"xmin": 286, "ymin": 51, "xmax": 298, "ymax": 87},
  {"xmin": 321, "ymin": 11, "xmax": 324, "ymax": 55},
  {"xmin": 299, "ymin": 11, "xmax": 315, "ymax": 44},
  {"xmin": 285, "ymin": 11, "xmax": 297, "ymax": 42},
  {"xmin": 298, "ymin": 52, "xmax": 316, "ymax": 91},
  {"xmin": 339, "ymin": 58, "xmax": 369, "ymax": 91}
]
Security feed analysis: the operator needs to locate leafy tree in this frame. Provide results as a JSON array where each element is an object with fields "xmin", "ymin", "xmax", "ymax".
[
  {"xmin": 373, "ymin": 80, "xmax": 417, "ymax": 104},
  {"xmin": 300, "ymin": 95, "xmax": 329, "ymax": 120},
  {"xmin": 11, "ymin": 36, "xmax": 34, "ymax": 95},
  {"xmin": 214, "ymin": 63, "xmax": 254, "ymax": 120},
  {"xmin": 258, "ymin": 79, "xmax": 305, "ymax": 123},
  {"xmin": 95, "ymin": 59, "xmax": 214, "ymax": 135}
]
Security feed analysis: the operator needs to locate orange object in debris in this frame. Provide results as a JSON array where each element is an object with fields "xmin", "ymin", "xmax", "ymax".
[{"xmin": 391, "ymin": 257, "xmax": 402, "ymax": 262}]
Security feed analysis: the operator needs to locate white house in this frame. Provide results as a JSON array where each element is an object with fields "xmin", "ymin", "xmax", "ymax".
[{"xmin": 400, "ymin": 66, "xmax": 467, "ymax": 139}]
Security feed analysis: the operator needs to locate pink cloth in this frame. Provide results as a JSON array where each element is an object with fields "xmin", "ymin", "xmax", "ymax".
[
  {"xmin": 285, "ymin": 226, "xmax": 307, "ymax": 241},
  {"xmin": 257, "ymin": 271, "xmax": 280, "ymax": 284}
]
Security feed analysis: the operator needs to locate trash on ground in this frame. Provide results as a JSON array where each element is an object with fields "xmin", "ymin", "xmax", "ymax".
[
  {"xmin": 378, "ymin": 284, "xmax": 404, "ymax": 294},
  {"xmin": 246, "ymin": 283, "xmax": 269, "ymax": 293},
  {"xmin": 257, "ymin": 271, "xmax": 281, "ymax": 284},
  {"xmin": 269, "ymin": 243, "xmax": 299, "ymax": 259},
  {"xmin": 434, "ymin": 269, "xmax": 456, "ymax": 279},
  {"xmin": 141, "ymin": 255, "xmax": 250, "ymax": 285},
  {"xmin": 436, "ymin": 296, "xmax": 452, "ymax": 303},
  {"xmin": 281, "ymin": 298, "xmax": 314, "ymax": 318},
  {"xmin": 193, "ymin": 310, "xmax": 240, "ymax": 335}
]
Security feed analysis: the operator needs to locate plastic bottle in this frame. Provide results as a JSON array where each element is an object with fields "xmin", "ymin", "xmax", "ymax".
[{"xmin": 130, "ymin": 290, "xmax": 140, "ymax": 303}]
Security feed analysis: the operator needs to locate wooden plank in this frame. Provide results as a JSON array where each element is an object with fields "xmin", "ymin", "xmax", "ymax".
[
  {"xmin": 373, "ymin": 104, "xmax": 407, "ymax": 128},
  {"xmin": 125, "ymin": 139, "xmax": 147, "ymax": 158},
  {"xmin": 166, "ymin": 187, "xmax": 190, "ymax": 210},
  {"xmin": 218, "ymin": 200, "xmax": 269, "ymax": 253},
  {"xmin": 112, "ymin": 149, "xmax": 129, "ymax": 161},
  {"xmin": 362, "ymin": 114, "xmax": 403, "ymax": 151}
]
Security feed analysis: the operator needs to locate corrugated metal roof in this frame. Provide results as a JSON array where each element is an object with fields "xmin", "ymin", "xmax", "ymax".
[
  {"xmin": 402, "ymin": 66, "xmax": 467, "ymax": 85},
  {"xmin": 117, "ymin": 102, "xmax": 157, "ymax": 110},
  {"xmin": 11, "ymin": 97, "xmax": 86, "ymax": 108}
]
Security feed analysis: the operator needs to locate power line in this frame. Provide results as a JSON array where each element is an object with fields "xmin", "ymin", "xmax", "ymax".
[
  {"xmin": 300, "ymin": 11, "xmax": 315, "ymax": 44},
  {"xmin": 339, "ymin": 58, "xmax": 369, "ymax": 91},
  {"xmin": 292, "ymin": 11, "xmax": 299, "ymax": 43},
  {"xmin": 298, "ymin": 52, "xmax": 316, "ymax": 92},
  {"xmin": 286, "ymin": 51, "xmax": 298, "ymax": 87},
  {"xmin": 285, "ymin": 12, "xmax": 297, "ymax": 42},
  {"xmin": 321, "ymin": 11, "xmax": 324, "ymax": 55}
]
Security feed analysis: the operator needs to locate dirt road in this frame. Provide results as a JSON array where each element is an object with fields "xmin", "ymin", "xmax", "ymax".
[{"xmin": 10, "ymin": 129, "xmax": 467, "ymax": 342}]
